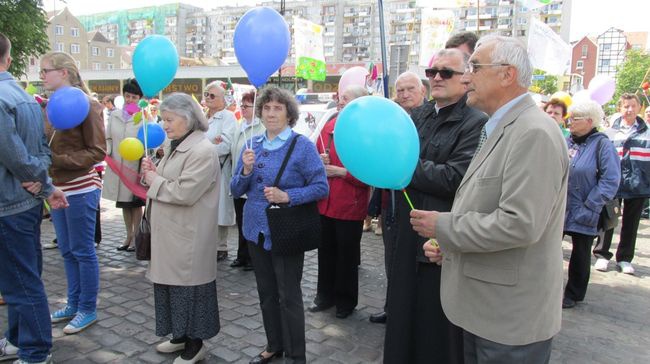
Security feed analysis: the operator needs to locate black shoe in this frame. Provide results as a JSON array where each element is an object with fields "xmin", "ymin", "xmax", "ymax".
[
  {"xmin": 308, "ymin": 303, "xmax": 334, "ymax": 313},
  {"xmin": 249, "ymin": 351, "xmax": 283, "ymax": 364},
  {"xmin": 116, "ymin": 245, "xmax": 130, "ymax": 251},
  {"xmin": 562, "ymin": 297, "xmax": 576, "ymax": 309},
  {"xmin": 336, "ymin": 309, "xmax": 353, "ymax": 319},
  {"xmin": 230, "ymin": 259, "xmax": 246, "ymax": 268},
  {"xmin": 243, "ymin": 262, "xmax": 254, "ymax": 271},
  {"xmin": 217, "ymin": 251, "xmax": 228, "ymax": 261},
  {"xmin": 369, "ymin": 311, "xmax": 387, "ymax": 323}
]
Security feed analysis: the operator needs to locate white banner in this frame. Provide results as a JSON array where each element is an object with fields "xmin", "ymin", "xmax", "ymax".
[
  {"xmin": 418, "ymin": 9, "xmax": 455, "ymax": 67},
  {"xmin": 527, "ymin": 17, "xmax": 571, "ymax": 75},
  {"xmin": 293, "ymin": 17, "xmax": 326, "ymax": 81}
]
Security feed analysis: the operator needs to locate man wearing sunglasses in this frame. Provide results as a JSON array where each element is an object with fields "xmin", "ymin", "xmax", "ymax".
[{"xmin": 383, "ymin": 47, "xmax": 487, "ymax": 364}]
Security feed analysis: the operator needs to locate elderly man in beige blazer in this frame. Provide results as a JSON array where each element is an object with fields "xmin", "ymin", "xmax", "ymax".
[{"xmin": 411, "ymin": 35, "xmax": 569, "ymax": 363}]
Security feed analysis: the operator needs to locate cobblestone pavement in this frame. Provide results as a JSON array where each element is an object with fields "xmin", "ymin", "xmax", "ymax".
[{"xmin": 1, "ymin": 199, "xmax": 649, "ymax": 363}]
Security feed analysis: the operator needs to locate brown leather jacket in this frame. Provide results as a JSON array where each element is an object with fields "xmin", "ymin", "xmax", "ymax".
[{"xmin": 44, "ymin": 98, "xmax": 107, "ymax": 184}]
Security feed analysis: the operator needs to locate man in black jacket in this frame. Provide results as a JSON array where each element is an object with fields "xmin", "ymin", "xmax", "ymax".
[{"xmin": 383, "ymin": 48, "xmax": 487, "ymax": 364}]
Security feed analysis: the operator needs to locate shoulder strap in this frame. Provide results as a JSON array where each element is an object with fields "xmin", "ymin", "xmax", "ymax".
[
  {"xmin": 272, "ymin": 135, "xmax": 300, "ymax": 187},
  {"xmin": 596, "ymin": 137, "xmax": 606, "ymax": 178}
]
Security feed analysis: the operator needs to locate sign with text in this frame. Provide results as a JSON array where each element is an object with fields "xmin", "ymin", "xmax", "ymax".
[
  {"xmin": 162, "ymin": 79, "xmax": 202, "ymax": 95},
  {"xmin": 89, "ymin": 80, "xmax": 120, "ymax": 95}
]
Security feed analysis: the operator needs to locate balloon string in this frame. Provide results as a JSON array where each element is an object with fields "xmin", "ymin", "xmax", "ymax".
[
  {"xmin": 142, "ymin": 106, "xmax": 149, "ymax": 158},
  {"xmin": 48, "ymin": 130, "xmax": 56, "ymax": 147},
  {"xmin": 318, "ymin": 133, "xmax": 327, "ymax": 154},
  {"xmin": 246, "ymin": 88, "xmax": 258, "ymax": 151}
]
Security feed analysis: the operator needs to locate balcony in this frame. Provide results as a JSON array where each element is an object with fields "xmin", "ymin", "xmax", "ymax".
[{"xmin": 498, "ymin": 24, "xmax": 510, "ymax": 29}]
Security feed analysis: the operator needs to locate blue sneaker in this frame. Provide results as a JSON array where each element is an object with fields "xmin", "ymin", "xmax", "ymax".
[
  {"xmin": 63, "ymin": 311, "xmax": 97, "ymax": 334},
  {"xmin": 50, "ymin": 305, "xmax": 76, "ymax": 323}
]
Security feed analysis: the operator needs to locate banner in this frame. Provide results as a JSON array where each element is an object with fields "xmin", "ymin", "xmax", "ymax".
[
  {"xmin": 527, "ymin": 17, "xmax": 571, "ymax": 75},
  {"xmin": 294, "ymin": 17, "xmax": 326, "ymax": 81},
  {"xmin": 419, "ymin": 9, "xmax": 455, "ymax": 67}
]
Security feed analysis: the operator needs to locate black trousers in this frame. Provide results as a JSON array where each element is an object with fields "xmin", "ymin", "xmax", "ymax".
[
  {"xmin": 248, "ymin": 236, "xmax": 306, "ymax": 364},
  {"xmin": 234, "ymin": 198, "xmax": 251, "ymax": 262},
  {"xmin": 380, "ymin": 208, "xmax": 398, "ymax": 313},
  {"xmin": 564, "ymin": 232, "xmax": 596, "ymax": 302},
  {"xmin": 464, "ymin": 331, "xmax": 552, "ymax": 364},
  {"xmin": 594, "ymin": 197, "xmax": 644, "ymax": 262},
  {"xmin": 314, "ymin": 216, "xmax": 362, "ymax": 312}
]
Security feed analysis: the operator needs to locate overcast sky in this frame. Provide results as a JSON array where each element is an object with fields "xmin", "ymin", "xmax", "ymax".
[{"xmin": 43, "ymin": 0, "xmax": 650, "ymax": 43}]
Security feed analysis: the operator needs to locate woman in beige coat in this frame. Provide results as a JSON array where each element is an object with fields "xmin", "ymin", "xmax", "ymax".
[
  {"xmin": 103, "ymin": 79, "xmax": 145, "ymax": 251},
  {"xmin": 141, "ymin": 93, "xmax": 221, "ymax": 364}
]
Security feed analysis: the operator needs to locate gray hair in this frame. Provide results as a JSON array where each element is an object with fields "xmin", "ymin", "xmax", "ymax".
[
  {"xmin": 395, "ymin": 71, "xmax": 423, "ymax": 87},
  {"xmin": 435, "ymin": 48, "xmax": 469, "ymax": 67},
  {"xmin": 255, "ymin": 86, "xmax": 300, "ymax": 127},
  {"xmin": 568, "ymin": 100, "xmax": 604, "ymax": 129},
  {"xmin": 204, "ymin": 81, "xmax": 226, "ymax": 100},
  {"xmin": 476, "ymin": 35, "xmax": 532, "ymax": 88},
  {"xmin": 343, "ymin": 85, "xmax": 369, "ymax": 100},
  {"xmin": 159, "ymin": 93, "xmax": 208, "ymax": 132}
]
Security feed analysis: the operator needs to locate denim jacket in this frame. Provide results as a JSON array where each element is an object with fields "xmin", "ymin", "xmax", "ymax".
[{"xmin": 0, "ymin": 71, "xmax": 53, "ymax": 217}]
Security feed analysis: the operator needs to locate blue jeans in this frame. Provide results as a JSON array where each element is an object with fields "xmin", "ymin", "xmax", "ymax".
[
  {"xmin": 0, "ymin": 204, "xmax": 52, "ymax": 362},
  {"xmin": 51, "ymin": 189, "xmax": 100, "ymax": 313}
]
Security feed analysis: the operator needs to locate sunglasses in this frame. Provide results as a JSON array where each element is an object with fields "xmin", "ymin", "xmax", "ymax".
[
  {"xmin": 203, "ymin": 91, "xmax": 220, "ymax": 100},
  {"xmin": 425, "ymin": 68, "xmax": 464, "ymax": 79}
]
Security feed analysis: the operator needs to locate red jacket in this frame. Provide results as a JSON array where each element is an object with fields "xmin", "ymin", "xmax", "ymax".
[{"xmin": 316, "ymin": 116, "xmax": 370, "ymax": 221}]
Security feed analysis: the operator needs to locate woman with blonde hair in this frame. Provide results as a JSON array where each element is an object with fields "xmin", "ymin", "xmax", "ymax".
[{"xmin": 39, "ymin": 52, "xmax": 106, "ymax": 334}]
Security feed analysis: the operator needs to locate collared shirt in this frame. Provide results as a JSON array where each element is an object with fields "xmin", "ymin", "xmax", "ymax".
[
  {"xmin": 258, "ymin": 126, "xmax": 292, "ymax": 150},
  {"xmin": 484, "ymin": 93, "xmax": 528, "ymax": 137},
  {"xmin": 241, "ymin": 117, "xmax": 262, "ymax": 132}
]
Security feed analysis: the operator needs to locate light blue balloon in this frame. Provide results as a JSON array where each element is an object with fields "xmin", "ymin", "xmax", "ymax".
[
  {"xmin": 133, "ymin": 35, "xmax": 179, "ymax": 97},
  {"xmin": 334, "ymin": 97, "xmax": 419, "ymax": 189},
  {"xmin": 46, "ymin": 86, "xmax": 90, "ymax": 130},
  {"xmin": 137, "ymin": 123, "xmax": 165, "ymax": 149},
  {"xmin": 234, "ymin": 7, "xmax": 290, "ymax": 87}
]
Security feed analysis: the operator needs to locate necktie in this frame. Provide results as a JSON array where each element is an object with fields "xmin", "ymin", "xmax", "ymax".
[{"xmin": 474, "ymin": 125, "xmax": 487, "ymax": 156}]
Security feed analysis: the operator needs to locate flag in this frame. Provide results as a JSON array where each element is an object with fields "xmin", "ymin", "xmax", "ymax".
[
  {"xmin": 527, "ymin": 18, "xmax": 571, "ymax": 75},
  {"xmin": 419, "ymin": 9, "xmax": 455, "ymax": 67},
  {"xmin": 293, "ymin": 17, "xmax": 326, "ymax": 81},
  {"xmin": 226, "ymin": 77, "xmax": 234, "ymax": 92}
]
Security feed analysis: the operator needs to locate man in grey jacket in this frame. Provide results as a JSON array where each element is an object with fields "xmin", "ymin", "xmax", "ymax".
[{"xmin": 0, "ymin": 33, "xmax": 68, "ymax": 364}]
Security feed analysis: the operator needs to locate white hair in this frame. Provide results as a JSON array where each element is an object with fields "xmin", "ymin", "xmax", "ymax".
[
  {"xmin": 568, "ymin": 100, "xmax": 604, "ymax": 129},
  {"xmin": 343, "ymin": 85, "xmax": 369, "ymax": 99},
  {"xmin": 395, "ymin": 71, "xmax": 423, "ymax": 87},
  {"xmin": 476, "ymin": 35, "xmax": 532, "ymax": 88},
  {"xmin": 204, "ymin": 81, "xmax": 226, "ymax": 100},
  {"xmin": 159, "ymin": 93, "xmax": 209, "ymax": 132}
]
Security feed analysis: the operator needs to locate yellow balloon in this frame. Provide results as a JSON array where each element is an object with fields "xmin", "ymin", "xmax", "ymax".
[
  {"xmin": 550, "ymin": 91, "xmax": 572, "ymax": 108},
  {"xmin": 118, "ymin": 137, "xmax": 144, "ymax": 161}
]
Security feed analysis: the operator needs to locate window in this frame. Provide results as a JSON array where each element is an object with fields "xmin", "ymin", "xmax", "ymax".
[
  {"xmin": 92, "ymin": 62, "xmax": 101, "ymax": 71},
  {"xmin": 92, "ymin": 46, "xmax": 100, "ymax": 56},
  {"xmin": 601, "ymin": 44, "xmax": 611, "ymax": 52},
  {"xmin": 576, "ymin": 60, "xmax": 583, "ymax": 69},
  {"xmin": 107, "ymin": 48, "xmax": 114, "ymax": 57},
  {"xmin": 106, "ymin": 63, "xmax": 114, "ymax": 70},
  {"xmin": 55, "ymin": 25, "xmax": 64, "ymax": 35},
  {"xmin": 581, "ymin": 44, "xmax": 588, "ymax": 57},
  {"xmin": 56, "ymin": 42, "xmax": 64, "ymax": 52},
  {"xmin": 71, "ymin": 27, "xmax": 80, "ymax": 37},
  {"xmin": 70, "ymin": 43, "xmax": 80, "ymax": 54}
]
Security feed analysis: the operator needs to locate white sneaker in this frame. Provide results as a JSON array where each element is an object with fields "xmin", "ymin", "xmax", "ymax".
[
  {"xmin": 172, "ymin": 344, "xmax": 206, "ymax": 364},
  {"xmin": 0, "ymin": 337, "xmax": 19, "ymax": 361},
  {"xmin": 594, "ymin": 258, "xmax": 609, "ymax": 272},
  {"xmin": 42, "ymin": 240, "xmax": 58, "ymax": 250},
  {"xmin": 617, "ymin": 261, "xmax": 635, "ymax": 275},
  {"xmin": 156, "ymin": 340, "xmax": 186, "ymax": 353},
  {"xmin": 12, "ymin": 354, "xmax": 52, "ymax": 364}
]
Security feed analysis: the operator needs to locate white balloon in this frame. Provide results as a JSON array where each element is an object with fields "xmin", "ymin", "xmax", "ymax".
[{"xmin": 114, "ymin": 95, "xmax": 125, "ymax": 110}]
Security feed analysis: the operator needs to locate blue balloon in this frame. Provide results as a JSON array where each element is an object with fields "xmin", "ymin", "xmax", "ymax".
[
  {"xmin": 234, "ymin": 7, "xmax": 290, "ymax": 87},
  {"xmin": 334, "ymin": 97, "xmax": 419, "ymax": 189},
  {"xmin": 137, "ymin": 123, "xmax": 165, "ymax": 149},
  {"xmin": 133, "ymin": 35, "xmax": 179, "ymax": 97},
  {"xmin": 46, "ymin": 86, "xmax": 90, "ymax": 130}
]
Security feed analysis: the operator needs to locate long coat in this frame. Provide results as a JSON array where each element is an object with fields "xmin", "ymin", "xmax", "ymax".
[
  {"xmin": 436, "ymin": 95, "xmax": 569, "ymax": 345},
  {"xmin": 146, "ymin": 130, "xmax": 221, "ymax": 286},
  {"xmin": 103, "ymin": 109, "xmax": 141, "ymax": 202},
  {"xmin": 206, "ymin": 109, "xmax": 237, "ymax": 226}
]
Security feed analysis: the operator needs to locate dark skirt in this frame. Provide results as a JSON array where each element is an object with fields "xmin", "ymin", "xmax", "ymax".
[
  {"xmin": 115, "ymin": 198, "xmax": 145, "ymax": 209},
  {"xmin": 153, "ymin": 280, "xmax": 220, "ymax": 340}
]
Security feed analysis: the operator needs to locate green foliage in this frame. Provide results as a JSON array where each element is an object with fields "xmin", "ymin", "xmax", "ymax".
[
  {"xmin": 530, "ymin": 69, "xmax": 559, "ymax": 95},
  {"xmin": 614, "ymin": 49, "xmax": 650, "ymax": 108},
  {"xmin": 0, "ymin": 0, "xmax": 50, "ymax": 77}
]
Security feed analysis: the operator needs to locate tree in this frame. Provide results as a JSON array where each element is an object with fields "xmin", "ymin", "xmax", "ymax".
[
  {"xmin": 0, "ymin": 0, "xmax": 50, "ymax": 77},
  {"xmin": 614, "ymin": 49, "xmax": 650, "ymax": 105},
  {"xmin": 529, "ymin": 69, "xmax": 558, "ymax": 95}
]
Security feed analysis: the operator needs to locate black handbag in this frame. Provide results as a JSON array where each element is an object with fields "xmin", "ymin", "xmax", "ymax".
[
  {"xmin": 595, "ymin": 138, "xmax": 621, "ymax": 231},
  {"xmin": 266, "ymin": 136, "xmax": 322, "ymax": 256},
  {"xmin": 135, "ymin": 201, "xmax": 151, "ymax": 261}
]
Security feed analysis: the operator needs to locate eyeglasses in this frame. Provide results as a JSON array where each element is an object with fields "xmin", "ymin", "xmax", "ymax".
[
  {"xmin": 39, "ymin": 68, "xmax": 61, "ymax": 76},
  {"xmin": 568, "ymin": 116, "xmax": 588, "ymax": 122},
  {"xmin": 465, "ymin": 63, "xmax": 511, "ymax": 74},
  {"xmin": 240, "ymin": 104, "xmax": 254, "ymax": 110},
  {"xmin": 203, "ymin": 91, "xmax": 220, "ymax": 100},
  {"xmin": 425, "ymin": 68, "xmax": 464, "ymax": 79}
]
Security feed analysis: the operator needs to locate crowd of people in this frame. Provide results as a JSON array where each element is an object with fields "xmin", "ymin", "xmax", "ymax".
[{"xmin": 1, "ymin": 28, "xmax": 649, "ymax": 364}]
